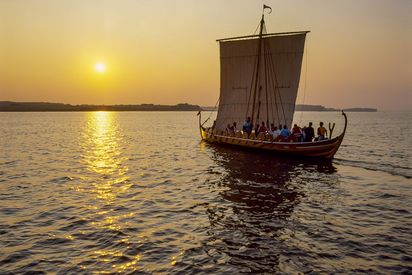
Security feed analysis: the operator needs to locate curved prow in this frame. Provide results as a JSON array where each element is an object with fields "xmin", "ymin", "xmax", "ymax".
[
  {"xmin": 197, "ymin": 111, "xmax": 203, "ymax": 138},
  {"xmin": 341, "ymin": 111, "xmax": 348, "ymax": 136}
]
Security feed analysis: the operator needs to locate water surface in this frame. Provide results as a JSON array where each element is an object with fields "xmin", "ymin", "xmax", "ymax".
[{"xmin": 0, "ymin": 111, "xmax": 411, "ymax": 274}]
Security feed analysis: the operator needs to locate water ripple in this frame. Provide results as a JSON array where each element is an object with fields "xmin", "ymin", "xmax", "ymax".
[{"xmin": 0, "ymin": 112, "xmax": 411, "ymax": 274}]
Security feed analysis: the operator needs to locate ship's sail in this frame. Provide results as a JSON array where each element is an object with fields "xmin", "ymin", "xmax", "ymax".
[{"xmin": 215, "ymin": 31, "xmax": 307, "ymax": 131}]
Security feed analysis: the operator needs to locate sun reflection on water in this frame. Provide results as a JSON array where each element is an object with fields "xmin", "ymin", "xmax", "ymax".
[
  {"xmin": 83, "ymin": 111, "xmax": 129, "ymax": 202},
  {"xmin": 79, "ymin": 112, "xmax": 141, "ymax": 273}
]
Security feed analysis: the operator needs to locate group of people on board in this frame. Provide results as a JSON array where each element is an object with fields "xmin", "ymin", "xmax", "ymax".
[{"xmin": 223, "ymin": 117, "xmax": 328, "ymax": 142}]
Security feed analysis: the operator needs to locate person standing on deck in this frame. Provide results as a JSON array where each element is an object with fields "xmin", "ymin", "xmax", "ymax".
[
  {"xmin": 304, "ymin": 122, "xmax": 315, "ymax": 142},
  {"xmin": 317, "ymin": 122, "xmax": 328, "ymax": 140},
  {"xmin": 292, "ymin": 124, "xmax": 303, "ymax": 141},
  {"xmin": 243, "ymin": 117, "xmax": 252, "ymax": 134}
]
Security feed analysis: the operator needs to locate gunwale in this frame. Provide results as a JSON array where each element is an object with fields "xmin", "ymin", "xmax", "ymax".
[{"xmin": 199, "ymin": 112, "xmax": 347, "ymax": 159}]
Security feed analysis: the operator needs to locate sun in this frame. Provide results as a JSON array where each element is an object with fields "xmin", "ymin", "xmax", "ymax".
[{"xmin": 94, "ymin": 62, "xmax": 106, "ymax": 73}]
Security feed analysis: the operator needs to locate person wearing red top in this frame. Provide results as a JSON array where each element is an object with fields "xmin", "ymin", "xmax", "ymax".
[
  {"xmin": 292, "ymin": 124, "xmax": 303, "ymax": 142},
  {"xmin": 258, "ymin": 121, "xmax": 267, "ymax": 133}
]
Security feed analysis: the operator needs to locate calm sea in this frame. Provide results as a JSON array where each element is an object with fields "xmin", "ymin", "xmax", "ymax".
[{"xmin": 0, "ymin": 111, "xmax": 411, "ymax": 274}]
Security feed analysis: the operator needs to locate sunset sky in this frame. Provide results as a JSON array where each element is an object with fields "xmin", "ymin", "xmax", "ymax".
[{"xmin": 1, "ymin": 0, "xmax": 411, "ymax": 110}]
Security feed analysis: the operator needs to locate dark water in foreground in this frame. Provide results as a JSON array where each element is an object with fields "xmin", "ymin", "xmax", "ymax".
[{"xmin": 0, "ymin": 111, "xmax": 411, "ymax": 274}]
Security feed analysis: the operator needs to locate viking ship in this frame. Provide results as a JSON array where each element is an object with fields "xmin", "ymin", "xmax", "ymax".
[{"xmin": 198, "ymin": 7, "xmax": 347, "ymax": 159}]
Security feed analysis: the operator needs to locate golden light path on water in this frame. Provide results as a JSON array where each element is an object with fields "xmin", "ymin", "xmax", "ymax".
[{"xmin": 80, "ymin": 112, "xmax": 140, "ymax": 273}]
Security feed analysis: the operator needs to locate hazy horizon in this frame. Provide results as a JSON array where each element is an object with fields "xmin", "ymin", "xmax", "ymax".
[
  {"xmin": 0, "ymin": 100, "xmax": 384, "ymax": 111},
  {"xmin": 1, "ymin": 0, "xmax": 411, "ymax": 111},
  {"xmin": 1, "ymin": 99, "xmax": 408, "ymax": 112}
]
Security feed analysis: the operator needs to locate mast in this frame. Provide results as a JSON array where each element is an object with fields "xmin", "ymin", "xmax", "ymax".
[{"xmin": 250, "ymin": 14, "xmax": 265, "ymax": 127}]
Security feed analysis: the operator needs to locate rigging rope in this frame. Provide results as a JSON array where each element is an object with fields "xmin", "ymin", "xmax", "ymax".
[
  {"xmin": 256, "ymin": 18, "xmax": 269, "ymax": 127},
  {"xmin": 273, "ymin": 53, "xmax": 287, "ymax": 126},
  {"xmin": 253, "ymin": 21, "xmax": 260, "ymax": 35},
  {"xmin": 263, "ymin": 39, "xmax": 270, "ymax": 127},
  {"xmin": 256, "ymin": 43, "xmax": 264, "ymax": 126},
  {"xmin": 201, "ymin": 96, "xmax": 220, "ymax": 127},
  {"xmin": 250, "ymin": 17, "xmax": 265, "ymax": 126},
  {"xmin": 264, "ymin": 38, "xmax": 278, "ymax": 126},
  {"xmin": 251, "ymin": 16, "xmax": 266, "ymax": 127},
  {"xmin": 266, "ymin": 44, "xmax": 287, "ymax": 126},
  {"xmin": 245, "ymin": 39, "xmax": 260, "ymax": 120},
  {"xmin": 299, "ymin": 36, "xmax": 309, "ymax": 125}
]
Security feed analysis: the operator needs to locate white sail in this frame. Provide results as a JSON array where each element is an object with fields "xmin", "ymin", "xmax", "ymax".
[{"xmin": 215, "ymin": 32, "xmax": 307, "ymax": 131}]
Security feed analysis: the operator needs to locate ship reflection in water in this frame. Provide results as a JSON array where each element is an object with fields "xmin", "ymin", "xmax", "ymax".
[{"xmin": 195, "ymin": 144, "xmax": 339, "ymax": 273}]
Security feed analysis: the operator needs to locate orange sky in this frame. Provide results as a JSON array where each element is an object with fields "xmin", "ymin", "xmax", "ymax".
[{"xmin": 0, "ymin": 0, "xmax": 411, "ymax": 110}]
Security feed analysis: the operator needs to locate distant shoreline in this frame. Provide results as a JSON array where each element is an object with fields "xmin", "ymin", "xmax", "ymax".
[
  {"xmin": 295, "ymin": 104, "xmax": 377, "ymax": 112},
  {"xmin": 202, "ymin": 104, "xmax": 378, "ymax": 112},
  {"xmin": 0, "ymin": 101, "xmax": 377, "ymax": 112},
  {"xmin": 0, "ymin": 102, "xmax": 202, "ymax": 112}
]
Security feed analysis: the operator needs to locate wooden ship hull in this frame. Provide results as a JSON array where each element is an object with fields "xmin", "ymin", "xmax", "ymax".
[{"xmin": 199, "ymin": 112, "xmax": 347, "ymax": 159}]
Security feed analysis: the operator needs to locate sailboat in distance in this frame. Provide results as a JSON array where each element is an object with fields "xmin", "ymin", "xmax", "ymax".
[{"xmin": 198, "ymin": 6, "xmax": 347, "ymax": 159}]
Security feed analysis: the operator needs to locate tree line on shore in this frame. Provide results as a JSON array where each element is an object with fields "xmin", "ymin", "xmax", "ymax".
[
  {"xmin": 0, "ymin": 102, "xmax": 201, "ymax": 112},
  {"xmin": 0, "ymin": 101, "xmax": 377, "ymax": 112}
]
